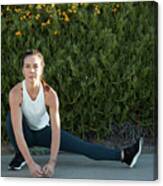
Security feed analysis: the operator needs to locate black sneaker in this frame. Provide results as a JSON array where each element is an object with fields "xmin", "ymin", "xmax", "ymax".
[
  {"xmin": 8, "ymin": 152, "xmax": 26, "ymax": 170},
  {"xmin": 122, "ymin": 137, "xmax": 143, "ymax": 168}
]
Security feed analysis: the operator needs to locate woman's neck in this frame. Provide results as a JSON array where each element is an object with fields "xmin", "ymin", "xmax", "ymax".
[{"xmin": 25, "ymin": 79, "xmax": 40, "ymax": 92}]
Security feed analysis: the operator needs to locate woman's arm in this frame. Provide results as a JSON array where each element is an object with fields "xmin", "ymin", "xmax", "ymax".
[
  {"xmin": 49, "ymin": 101, "xmax": 61, "ymax": 164},
  {"xmin": 43, "ymin": 88, "xmax": 61, "ymax": 176},
  {"xmin": 9, "ymin": 86, "xmax": 43, "ymax": 177}
]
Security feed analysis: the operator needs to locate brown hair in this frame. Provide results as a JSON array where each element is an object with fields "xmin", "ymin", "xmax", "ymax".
[
  {"xmin": 22, "ymin": 49, "xmax": 50, "ymax": 91},
  {"xmin": 22, "ymin": 49, "xmax": 45, "ymax": 67}
]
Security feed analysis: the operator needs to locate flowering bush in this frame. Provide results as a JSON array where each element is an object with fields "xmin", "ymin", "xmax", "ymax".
[{"xmin": 1, "ymin": 2, "xmax": 157, "ymax": 143}]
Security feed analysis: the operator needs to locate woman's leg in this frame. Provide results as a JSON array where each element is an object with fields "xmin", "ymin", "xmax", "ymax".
[
  {"xmin": 60, "ymin": 129, "xmax": 121, "ymax": 161},
  {"xmin": 6, "ymin": 112, "xmax": 35, "ymax": 152},
  {"xmin": 34, "ymin": 126, "xmax": 121, "ymax": 161}
]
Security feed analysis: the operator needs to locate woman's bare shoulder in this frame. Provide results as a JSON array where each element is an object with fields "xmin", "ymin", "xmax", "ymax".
[
  {"xmin": 45, "ymin": 85, "xmax": 58, "ymax": 97},
  {"xmin": 9, "ymin": 83, "xmax": 23, "ymax": 103},
  {"xmin": 44, "ymin": 84, "xmax": 59, "ymax": 107},
  {"xmin": 10, "ymin": 83, "xmax": 22, "ymax": 95},
  {"xmin": 42, "ymin": 81, "xmax": 57, "ymax": 96}
]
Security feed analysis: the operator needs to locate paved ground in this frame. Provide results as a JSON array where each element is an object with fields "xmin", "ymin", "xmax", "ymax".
[{"xmin": 1, "ymin": 153, "xmax": 157, "ymax": 180}]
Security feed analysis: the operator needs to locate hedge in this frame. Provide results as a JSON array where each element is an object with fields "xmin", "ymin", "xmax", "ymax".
[{"xmin": 1, "ymin": 2, "xmax": 157, "ymax": 143}]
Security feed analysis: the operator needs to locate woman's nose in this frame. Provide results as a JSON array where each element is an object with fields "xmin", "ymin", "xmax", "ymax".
[{"xmin": 30, "ymin": 68, "xmax": 35, "ymax": 72}]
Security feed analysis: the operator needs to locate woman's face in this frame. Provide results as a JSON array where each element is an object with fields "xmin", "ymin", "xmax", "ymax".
[{"xmin": 22, "ymin": 54, "xmax": 44, "ymax": 83}]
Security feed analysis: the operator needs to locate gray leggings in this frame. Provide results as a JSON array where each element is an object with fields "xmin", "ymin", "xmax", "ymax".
[{"xmin": 6, "ymin": 112, "xmax": 121, "ymax": 161}]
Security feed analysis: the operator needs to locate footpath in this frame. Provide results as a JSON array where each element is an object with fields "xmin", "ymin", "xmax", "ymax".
[{"xmin": 1, "ymin": 152, "xmax": 157, "ymax": 180}]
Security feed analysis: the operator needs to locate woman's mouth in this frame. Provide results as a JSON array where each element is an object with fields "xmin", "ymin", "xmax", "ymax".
[{"xmin": 29, "ymin": 76, "xmax": 35, "ymax": 79}]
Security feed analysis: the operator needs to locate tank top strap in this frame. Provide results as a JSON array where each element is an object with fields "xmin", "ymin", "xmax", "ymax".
[{"xmin": 22, "ymin": 80, "xmax": 28, "ymax": 99}]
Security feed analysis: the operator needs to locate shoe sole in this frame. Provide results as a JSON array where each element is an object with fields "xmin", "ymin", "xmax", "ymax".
[
  {"xmin": 129, "ymin": 137, "xmax": 143, "ymax": 168},
  {"xmin": 8, "ymin": 161, "xmax": 26, "ymax": 171}
]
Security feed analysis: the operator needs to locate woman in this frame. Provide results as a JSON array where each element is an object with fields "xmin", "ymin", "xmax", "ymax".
[{"xmin": 6, "ymin": 49, "xmax": 143, "ymax": 177}]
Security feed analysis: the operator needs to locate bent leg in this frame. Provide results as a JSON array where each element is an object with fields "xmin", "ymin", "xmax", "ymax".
[
  {"xmin": 6, "ymin": 112, "xmax": 35, "ymax": 152},
  {"xmin": 60, "ymin": 130, "xmax": 121, "ymax": 161}
]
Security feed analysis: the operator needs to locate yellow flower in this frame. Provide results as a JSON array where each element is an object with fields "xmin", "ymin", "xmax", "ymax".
[
  {"xmin": 20, "ymin": 15, "xmax": 26, "ymax": 20},
  {"xmin": 41, "ymin": 22, "xmax": 46, "ymax": 27},
  {"xmin": 62, "ymin": 11, "xmax": 66, "ymax": 16},
  {"xmin": 95, "ymin": 5, "xmax": 99, "ymax": 9},
  {"xmin": 57, "ymin": 9, "xmax": 61, "ymax": 16},
  {"xmin": 53, "ymin": 31, "xmax": 60, "ymax": 36},
  {"xmin": 14, "ymin": 8, "xmax": 21, "ymax": 13},
  {"xmin": 64, "ymin": 16, "xmax": 70, "ymax": 22},
  {"xmin": 71, "ymin": 4, "xmax": 77, "ymax": 13},
  {"xmin": 23, "ymin": 15, "xmax": 26, "ymax": 20},
  {"xmin": 96, "ymin": 10, "xmax": 100, "ymax": 15},
  {"xmin": 36, "ymin": 4, "xmax": 42, "ymax": 9},
  {"xmin": 112, "ymin": 8, "xmax": 117, "ymax": 13},
  {"xmin": 6, "ymin": 6, "xmax": 10, "ymax": 11},
  {"xmin": 71, "ymin": 4, "xmax": 77, "ymax": 10},
  {"xmin": 15, "ymin": 31, "xmax": 22, "ymax": 36},
  {"xmin": 26, "ymin": 11, "xmax": 31, "ymax": 16},
  {"xmin": 28, "ymin": 5, "xmax": 33, "ymax": 9},
  {"xmin": 20, "ymin": 16, "xmax": 24, "ymax": 21},
  {"xmin": 94, "ymin": 5, "xmax": 100, "ymax": 15},
  {"xmin": 62, "ymin": 12, "xmax": 70, "ymax": 22},
  {"xmin": 26, "ymin": 12, "xmax": 32, "ymax": 19},
  {"xmin": 35, "ymin": 14, "xmax": 40, "ymax": 20},
  {"xmin": 73, "ymin": 9, "xmax": 77, "ymax": 14},
  {"xmin": 68, "ymin": 9, "xmax": 73, "ymax": 13},
  {"xmin": 116, "ymin": 4, "xmax": 120, "ymax": 8},
  {"xmin": 46, "ymin": 19, "xmax": 51, "ymax": 25}
]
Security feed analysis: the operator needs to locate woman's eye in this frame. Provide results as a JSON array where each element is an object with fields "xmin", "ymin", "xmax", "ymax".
[
  {"xmin": 24, "ymin": 63, "xmax": 39, "ymax": 69},
  {"xmin": 25, "ymin": 65, "xmax": 30, "ymax": 68},
  {"xmin": 34, "ymin": 65, "xmax": 38, "ymax": 68}
]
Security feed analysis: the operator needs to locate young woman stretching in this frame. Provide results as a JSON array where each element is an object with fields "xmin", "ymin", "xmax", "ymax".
[{"xmin": 6, "ymin": 49, "xmax": 143, "ymax": 177}]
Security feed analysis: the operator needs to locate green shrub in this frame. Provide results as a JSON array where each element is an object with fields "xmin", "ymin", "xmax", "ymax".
[{"xmin": 1, "ymin": 2, "xmax": 157, "ymax": 143}]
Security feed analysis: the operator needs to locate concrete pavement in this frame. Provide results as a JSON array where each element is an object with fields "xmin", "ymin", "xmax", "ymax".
[{"xmin": 1, "ymin": 153, "xmax": 157, "ymax": 180}]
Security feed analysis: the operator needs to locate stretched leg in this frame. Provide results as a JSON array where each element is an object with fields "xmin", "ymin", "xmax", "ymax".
[
  {"xmin": 60, "ymin": 130, "xmax": 143, "ymax": 167},
  {"xmin": 60, "ymin": 129, "xmax": 121, "ymax": 161},
  {"xmin": 34, "ymin": 126, "xmax": 121, "ymax": 161}
]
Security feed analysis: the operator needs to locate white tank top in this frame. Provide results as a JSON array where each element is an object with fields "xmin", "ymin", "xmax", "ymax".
[{"xmin": 21, "ymin": 80, "xmax": 50, "ymax": 130}]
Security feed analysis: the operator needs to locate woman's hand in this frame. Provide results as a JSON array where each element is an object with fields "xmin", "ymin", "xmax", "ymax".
[
  {"xmin": 28, "ymin": 161, "xmax": 44, "ymax": 177},
  {"xmin": 42, "ymin": 161, "xmax": 56, "ymax": 177}
]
